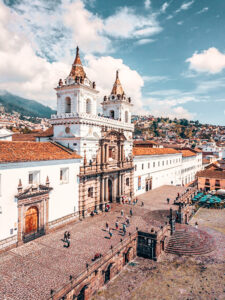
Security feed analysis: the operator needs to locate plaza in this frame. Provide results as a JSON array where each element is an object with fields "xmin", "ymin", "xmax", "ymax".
[{"xmin": 0, "ymin": 185, "xmax": 185, "ymax": 300}]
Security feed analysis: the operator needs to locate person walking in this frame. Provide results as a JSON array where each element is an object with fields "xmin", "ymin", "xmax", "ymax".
[
  {"xmin": 126, "ymin": 217, "xmax": 130, "ymax": 227},
  {"xmin": 109, "ymin": 229, "xmax": 113, "ymax": 239},
  {"xmin": 121, "ymin": 209, "xmax": 124, "ymax": 217},
  {"xmin": 122, "ymin": 223, "xmax": 126, "ymax": 236},
  {"xmin": 128, "ymin": 197, "xmax": 131, "ymax": 205},
  {"xmin": 167, "ymin": 198, "xmax": 170, "ymax": 204},
  {"xmin": 106, "ymin": 222, "xmax": 109, "ymax": 231},
  {"xmin": 67, "ymin": 231, "xmax": 70, "ymax": 240},
  {"xmin": 130, "ymin": 208, "xmax": 133, "ymax": 217},
  {"xmin": 64, "ymin": 231, "xmax": 68, "ymax": 241},
  {"xmin": 115, "ymin": 220, "xmax": 119, "ymax": 230}
]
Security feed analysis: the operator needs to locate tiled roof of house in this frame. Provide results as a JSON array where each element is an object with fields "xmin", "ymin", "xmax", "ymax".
[
  {"xmin": 133, "ymin": 147, "xmax": 180, "ymax": 156},
  {"xmin": 197, "ymin": 170, "xmax": 225, "ymax": 179},
  {"xmin": 180, "ymin": 150, "xmax": 196, "ymax": 157},
  {"xmin": 134, "ymin": 140, "xmax": 158, "ymax": 145},
  {"xmin": 35, "ymin": 127, "xmax": 53, "ymax": 137},
  {"xmin": 0, "ymin": 141, "xmax": 81, "ymax": 163},
  {"xmin": 12, "ymin": 133, "xmax": 38, "ymax": 142}
]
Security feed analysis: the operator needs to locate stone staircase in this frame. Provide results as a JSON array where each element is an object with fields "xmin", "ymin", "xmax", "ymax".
[{"xmin": 165, "ymin": 224, "xmax": 214, "ymax": 256}]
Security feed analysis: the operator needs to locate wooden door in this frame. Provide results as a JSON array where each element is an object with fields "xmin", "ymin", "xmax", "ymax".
[{"xmin": 25, "ymin": 206, "xmax": 38, "ymax": 234}]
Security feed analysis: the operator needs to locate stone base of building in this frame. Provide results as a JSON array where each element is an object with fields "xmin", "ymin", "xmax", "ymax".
[{"xmin": 0, "ymin": 235, "xmax": 17, "ymax": 254}]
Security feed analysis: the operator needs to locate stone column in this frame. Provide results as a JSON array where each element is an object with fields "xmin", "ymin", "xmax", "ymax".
[
  {"xmin": 105, "ymin": 177, "xmax": 108, "ymax": 203},
  {"xmin": 101, "ymin": 143, "xmax": 104, "ymax": 168},
  {"xmin": 100, "ymin": 177, "xmax": 104, "ymax": 210},
  {"xmin": 121, "ymin": 174, "xmax": 124, "ymax": 195}
]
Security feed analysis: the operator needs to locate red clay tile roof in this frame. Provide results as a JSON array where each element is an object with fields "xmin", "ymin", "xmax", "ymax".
[
  {"xmin": 35, "ymin": 127, "xmax": 53, "ymax": 137},
  {"xmin": 133, "ymin": 147, "xmax": 180, "ymax": 156},
  {"xmin": 0, "ymin": 141, "xmax": 81, "ymax": 163},
  {"xmin": 197, "ymin": 170, "xmax": 225, "ymax": 179},
  {"xmin": 180, "ymin": 150, "xmax": 196, "ymax": 157},
  {"xmin": 134, "ymin": 140, "xmax": 158, "ymax": 146},
  {"xmin": 12, "ymin": 133, "xmax": 38, "ymax": 142}
]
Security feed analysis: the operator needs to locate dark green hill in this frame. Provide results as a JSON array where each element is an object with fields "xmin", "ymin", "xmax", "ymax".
[{"xmin": 0, "ymin": 91, "xmax": 56, "ymax": 119}]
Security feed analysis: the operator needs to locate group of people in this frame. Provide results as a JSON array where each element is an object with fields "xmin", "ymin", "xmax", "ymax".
[
  {"xmin": 121, "ymin": 196, "xmax": 144, "ymax": 207},
  {"xmin": 63, "ymin": 231, "xmax": 71, "ymax": 248}
]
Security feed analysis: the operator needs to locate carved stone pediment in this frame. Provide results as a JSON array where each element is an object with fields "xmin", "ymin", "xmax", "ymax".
[{"xmin": 16, "ymin": 185, "xmax": 53, "ymax": 200}]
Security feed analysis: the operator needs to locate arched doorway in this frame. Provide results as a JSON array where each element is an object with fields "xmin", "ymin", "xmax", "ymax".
[
  {"xmin": 104, "ymin": 263, "xmax": 112, "ymax": 284},
  {"xmin": 77, "ymin": 285, "xmax": 87, "ymax": 300},
  {"xmin": 108, "ymin": 179, "xmax": 113, "ymax": 202},
  {"xmin": 123, "ymin": 247, "xmax": 132, "ymax": 265},
  {"xmin": 25, "ymin": 206, "xmax": 38, "ymax": 234}
]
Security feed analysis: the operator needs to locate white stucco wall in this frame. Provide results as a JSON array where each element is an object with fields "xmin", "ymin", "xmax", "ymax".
[
  {"xmin": 0, "ymin": 159, "xmax": 81, "ymax": 242},
  {"xmin": 133, "ymin": 153, "xmax": 182, "ymax": 196}
]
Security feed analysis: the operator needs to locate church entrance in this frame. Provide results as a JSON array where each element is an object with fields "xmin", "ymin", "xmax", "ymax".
[
  {"xmin": 108, "ymin": 179, "xmax": 113, "ymax": 202},
  {"xmin": 25, "ymin": 206, "xmax": 39, "ymax": 234}
]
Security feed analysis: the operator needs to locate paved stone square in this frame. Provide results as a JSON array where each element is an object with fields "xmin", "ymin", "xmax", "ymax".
[{"xmin": 0, "ymin": 185, "xmax": 185, "ymax": 300}]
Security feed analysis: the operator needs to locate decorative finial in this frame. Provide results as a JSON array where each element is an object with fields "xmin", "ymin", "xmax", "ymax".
[
  {"xmin": 76, "ymin": 46, "xmax": 79, "ymax": 55},
  {"xmin": 116, "ymin": 70, "xmax": 119, "ymax": 79},
  {"xmin": 84, "ymin": 150, "xmax": 87, "ymax": 166},
  {"xmin": 18, "ymin": 179, "xmax": 23, "ymax": 193},
  {"xmin": 46, "ymin": 176, "xmax": 50, "ymax": 187}
]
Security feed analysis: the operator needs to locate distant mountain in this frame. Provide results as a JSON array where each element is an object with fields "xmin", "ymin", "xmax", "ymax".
[{"xmin": 0, "ymin": 90, "xmax": 56, "ymax": 119}]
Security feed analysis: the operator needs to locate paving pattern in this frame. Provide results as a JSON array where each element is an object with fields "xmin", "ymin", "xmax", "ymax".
[{"xmin": 0, "ymin": 185, "xmax": 185, "ymax": 300}]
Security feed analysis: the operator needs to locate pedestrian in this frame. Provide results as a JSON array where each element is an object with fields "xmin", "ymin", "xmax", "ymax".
[
  {"xmin": 141, "ymin": 201, "xmax": 144, "ymax": 207},
  {"xmin": 115, "ymin": 220, "xmax": 119, "ymax": 230},
  {"xmin": 136, "ymin": 197, "xmax": 138, "ymax": 204},
  {"xmin": 67, "ymin": 231, "xmax": 70, "ymax": 240},
  {"xmin": 126, "ymin": 217, "xmax": 130, "ymax": 226},
  {"xmin": 195, "ymin": 222, "xmax": 198, "ymax": 229},
  {"xmin": 106, "ymin": 222, "xmax": 109, "ymax": 230},
  {"xmin": 122, "ymin": 198, "xmax": 124, "ymax": 205},
  {"xmin": 64, "ymin": 231, "xmax": 68, "ymax": 241},
  {"xmin": 167, "ymin": 198, "xmax": 170, "ymax": 204},
  {"xmin": 122, "ymin": 223, "xmax": 126, "ymax": 236},
  {"xmin": 133, "ymin": 199, "xmax": 136, "ymax": 205},
  {"xmin": 121, "ymin": 209, "xmax": 124, "ymax": 217},
  {"xmin": 130, "ymin": 208, "xmax": 133, "ymax": 217},
  {"xmin": 128, "ymin": 197, "xmax": 131, "ymax": 205},
  {"xmin": 109, "ymin": 229, "xmax": 113, "ymax": 239}
]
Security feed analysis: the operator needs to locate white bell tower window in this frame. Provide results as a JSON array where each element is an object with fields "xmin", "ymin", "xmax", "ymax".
[
  {"xmin": 125, "ymin": 111, "xmax": 129, "ymax": 123},
  {"xmin": 86, "ymin": 99, "xmax": 92, "ymax": 114},
  {"xmin": 65, "ymin": 97, "xmax": 71, "ymax": 113}
]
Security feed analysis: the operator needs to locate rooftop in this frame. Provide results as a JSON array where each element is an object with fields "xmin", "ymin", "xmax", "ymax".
[
  {"xmin": 197, "ymin": 169, "xmax": 225, "ymax": 179},
  {"xmin": 0, "ymin": 141, "xmax": 81, "ymax": 163},
  {"xmin": 180, "ymin": 150, "xmax": 196, "ymax": 157},
  {"xmin": 133, "ymin": 147, "xmax": 180, "ymax": 156}
]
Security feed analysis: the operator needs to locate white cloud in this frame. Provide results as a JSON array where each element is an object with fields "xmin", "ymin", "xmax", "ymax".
[
  {"xmin": 143, "ymin": 76, "xmax": 169, "ymax": 83},
  {"xmin": 161, "ymin": 2, "xmax": 169, "ymax": 13},
  {"xmin": 104, "ymin": 7, "xmax": 162, "ymax": 39},
  {"xmin": 135, "ymin": 39, "xmax": 155, "ymax": 45},
  {"xmin": 84, "ymin": 55, "xmax": 144, "ymax": 110},
  {"xmin": 144, "ymin": 0, "xmax": 151, "ymax": 10},
  {"xmin": 176, "ymin": 1, "xmax": 194, "ymax": 13},
  {"xmin": 197, "ymin": 7, "xmax": 208, "ymax": 14},
  {"xmin": 64, "ymin": 0, "xmax": 110, "ymax": 54},
  {"xmin": 144, "ymin": 97, "xmax": 196, "ymax": 119},
  {"xmin": 177, "ymin": 21, "xmax": 183, "ymax": 25},
  {"xmin": 186, "ymin": 48, "xmax": 225, "ymax": 74}
]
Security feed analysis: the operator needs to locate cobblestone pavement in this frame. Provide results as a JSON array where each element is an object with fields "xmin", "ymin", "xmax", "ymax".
[
  {"xmin": 0, "ymin": 185, "xmax": 185, "ymax": 300},
  {"xmin": 93, "ymin": 208, "xmax": 225, "ymax": 300}
]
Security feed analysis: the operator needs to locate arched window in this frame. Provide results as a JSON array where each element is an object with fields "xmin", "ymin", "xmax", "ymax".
[
  {"xmin": 110, "ymin": 110, "xmax": 115, "ymax": 119},
  {"xmin": 126, "ymin": 178, "xmax": 130, "ymax": 186},
  {"xmin": 86, "ymin": 99, "xmax": 91, "ymax": 114},
  {"xmin": 125, "ymin": 111, "xmax": 129, "ymax": 123},
  {"xmin": 65, "ymin": 97, "xmax": 71, "ymax": 113}
]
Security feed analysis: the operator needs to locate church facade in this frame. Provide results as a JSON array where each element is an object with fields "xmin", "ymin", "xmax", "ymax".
[{"xmin": 50, "ymin": 47, "xmax": 134, "ymax": 217}]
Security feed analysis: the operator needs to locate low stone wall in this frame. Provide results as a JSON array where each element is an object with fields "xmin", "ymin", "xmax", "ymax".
[
  {"xmin": 48, "ymin": 232, "xmax": 138, "ymax": 300},
  {"xmin": 0, "ymin": 235, "xmax": 17, "ymax": 253},
  {"xmin": 48, "ymin": 212, "xmax": 80, "ymax": 231}
]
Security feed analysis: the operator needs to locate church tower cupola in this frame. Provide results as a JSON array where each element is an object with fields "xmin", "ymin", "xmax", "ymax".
[
  {"xmin": 102, "ymin": 70, "xmax": 133, "ymax": 123},
  {"xmin": 55, "ymin": 46, "xmax": 99, "ymax": 116}
]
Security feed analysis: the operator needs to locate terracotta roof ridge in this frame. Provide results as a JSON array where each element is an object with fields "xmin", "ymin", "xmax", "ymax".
[{"xmin": 50, "ymin": 141, "xmax": 75, "ymax": 155}]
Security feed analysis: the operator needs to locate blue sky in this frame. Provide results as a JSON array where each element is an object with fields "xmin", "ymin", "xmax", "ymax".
[{"xmin": 0, "ymin": 0, "xmax": 225, "ymax": 125}]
